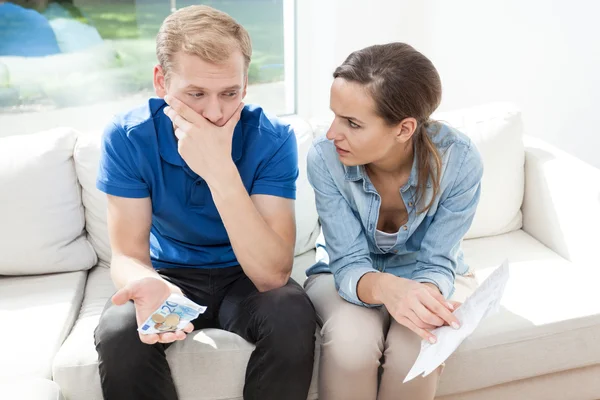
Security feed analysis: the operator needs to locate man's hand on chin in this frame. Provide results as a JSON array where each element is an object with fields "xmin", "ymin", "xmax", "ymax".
[{"xmin": 163, "ymin": 95, "xmax": 244, "ymax": 185}]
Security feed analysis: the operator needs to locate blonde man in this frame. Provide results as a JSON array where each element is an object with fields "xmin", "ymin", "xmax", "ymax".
[{"xmin": 94, "ymin": 6, "xmax": 315, "ymax": 400}]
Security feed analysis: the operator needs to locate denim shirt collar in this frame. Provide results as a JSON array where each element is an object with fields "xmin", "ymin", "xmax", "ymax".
[{"xmin": 342, "ymin": 143, "xmax": 431, "ymax": 190}]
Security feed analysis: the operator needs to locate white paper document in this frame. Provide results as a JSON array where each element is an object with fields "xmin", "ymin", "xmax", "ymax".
[{"xmin": 403, "ymin": 260, "xmax": 510, "ymax": 383}]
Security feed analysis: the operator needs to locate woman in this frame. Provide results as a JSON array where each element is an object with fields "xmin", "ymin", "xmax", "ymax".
[{"xmin": 305, "ymin": 42, "xmax": 483, "ymax": 399}]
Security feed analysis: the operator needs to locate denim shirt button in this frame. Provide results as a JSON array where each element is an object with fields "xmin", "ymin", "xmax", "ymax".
[
  {"xmin": 408, "ymin": 202, "xmax": 414, "ymax": 207},
  {"xmin": 403, "ymin": 226, "xmax": 408, "ymax": 231}
]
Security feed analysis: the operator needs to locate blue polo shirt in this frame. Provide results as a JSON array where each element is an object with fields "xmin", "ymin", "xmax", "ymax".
[{"xmin": 97, "ymin": 98, "xmax": 298, "ymax": 270}]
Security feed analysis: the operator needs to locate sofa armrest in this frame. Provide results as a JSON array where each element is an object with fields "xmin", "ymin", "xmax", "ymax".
[{"xmin": 522, "ymin": 135, "xmax": 600, "ymax": 264}]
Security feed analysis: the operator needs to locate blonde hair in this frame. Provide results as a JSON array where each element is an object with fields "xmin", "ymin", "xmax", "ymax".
[{"xmin": 156, "ymin": 5, "xmax": 252, "ymax": 81}]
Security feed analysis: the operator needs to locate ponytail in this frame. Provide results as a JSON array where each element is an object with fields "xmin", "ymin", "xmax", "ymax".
[{"xmin": 415, "ymin": 121, "xmax": 442, "ymax": 214}]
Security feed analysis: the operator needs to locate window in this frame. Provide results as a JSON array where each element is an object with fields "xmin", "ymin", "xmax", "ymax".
[{"xmin": 0, "ymin": 0, "xmax": 295, "ymax": 136}]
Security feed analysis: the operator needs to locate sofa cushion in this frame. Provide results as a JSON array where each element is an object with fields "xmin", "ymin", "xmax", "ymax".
[
  {"xmin": 0, "ymin": 271, "xmax": 87, "ymax": 379},
  {"xmin": 291, "ymin": 249, "xmax": 317, "ymax": 285},
  {"xmin": 437, "ymin": 364, "xmax": 600, "ymax": 400},
  {"xmin": 0, "ymin": 128, "xmax": 97, "ymax": 274},
  {"xmin": 280, "ymin": 116, "xmax": 321, "ymax": 255},
  {"xmin": 74, "ymin": 117, "xmax": 320, "ymax": 265},
  {"xmin": 0, "ymin": 379, "xmax": 64, "ymax": 400},
  {"xmin": 433, "ymin": 103, "xmax": 525, "ymax": 239},
  {"xmin": 53, "ymin": 260, "xmax": 320, "ymax": 400},
  {"xmin": 74, "ymin": 133, "xmax": 111, "ymax": 267},
  {"xmin": 437, "ymin": 230, "xmax": 600, "ymax": 396},
  {"xmin": 52, "ymin": 266, "xmax": 112, "ymax": 400}
]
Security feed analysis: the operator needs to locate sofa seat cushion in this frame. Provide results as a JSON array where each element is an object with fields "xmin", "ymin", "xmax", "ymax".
[
  {"xmin": 438, "ymin": 230, "xmax": 600, "ymax": 396},
  {"xmin": 0, "ymin": 271, "xmax": 87, "ymax": 379},
  {"xmin": 52, "ymin": 266, "xmax": 113, "ymax": 400},
  {"xmin": 0, "ymin": 378, "xmax": 64, "ymax": 400},
  {"xmin": 53, "ymin": 262, "xmax": 320, "ymax": 400}
]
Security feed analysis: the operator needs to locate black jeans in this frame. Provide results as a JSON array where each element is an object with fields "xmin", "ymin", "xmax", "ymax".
[{"xmin": 94, "ymin": 266, "xmax": 316, "ymax": 400}]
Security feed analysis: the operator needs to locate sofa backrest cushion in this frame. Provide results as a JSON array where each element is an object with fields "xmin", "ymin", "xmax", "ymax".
[
  {"xmin": 280, "ymin": 115, "xmax": 321, "ymax": 254},
  {"xmin": 433, "ymin": 102, "xmax": 525, "ymax": 239},
  {"xmin": 74, "ymin": 132, "xmax": 111, "ymax": 266},
  {"xmin": 0, "ymin": 128, "xmax": 97, "ymax": 274},
  {"xmin": 74, "ymin": 116, "xmax": 321, "ymax": 265}
]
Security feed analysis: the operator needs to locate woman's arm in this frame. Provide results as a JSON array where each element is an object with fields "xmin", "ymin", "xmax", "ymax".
[
  {"xmin": 307, "ymin": 142, "xmax": 379, "ymax": 307},
  {"xmin": 412, "ymin": 140, "xmax": 484, "ymax": 298}
]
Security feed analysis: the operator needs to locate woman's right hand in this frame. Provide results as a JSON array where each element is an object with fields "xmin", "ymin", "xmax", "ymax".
[{"xmin": 376, "ymin": 274, "xmax": 460, "ymax": 343}]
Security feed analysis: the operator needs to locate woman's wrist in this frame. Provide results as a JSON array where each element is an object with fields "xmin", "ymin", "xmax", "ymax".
[
  {"xmin": 357, "ymin": 272, "xmax": 386, "ymax": 304},
  {"xmin": 421, "ymin": 282, "xmax": 442, "ymax": 295},
  {"xmin": 372, "ymin": 273, "xmax": 402, "ymax": 304}
]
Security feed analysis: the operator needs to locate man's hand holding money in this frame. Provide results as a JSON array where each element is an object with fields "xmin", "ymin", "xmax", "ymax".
[{"xmin": 112, "ymin": 277, "xmax": 194, "ymax": 345}]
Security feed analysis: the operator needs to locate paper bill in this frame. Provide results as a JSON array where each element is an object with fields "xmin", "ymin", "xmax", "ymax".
[
  {"xmin": 137, "ymin": 293, "xmax": 207, "ymax": 335},
  {"xmin": 404, "ymin": 259, "xmax": 510, "ymax": 383}
]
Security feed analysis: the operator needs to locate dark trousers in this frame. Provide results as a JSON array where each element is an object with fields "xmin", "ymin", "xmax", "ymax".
[{"xmin": 94, "ymin": 266, "xmax": 316, "ymax": 400}]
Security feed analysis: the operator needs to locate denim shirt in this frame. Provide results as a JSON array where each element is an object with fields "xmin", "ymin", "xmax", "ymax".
[{"xmin": 306, "ymin": 123, "xmax": 483, "ymax": 306}]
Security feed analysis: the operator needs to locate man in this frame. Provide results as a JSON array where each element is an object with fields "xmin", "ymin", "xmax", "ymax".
[
  {"xmin": 94, "ymin": 5, "xmax": 316, "ymax": 400},
  {"xmin": 0, "ymin": 0, "xmax": 61, "ymax": 57}
]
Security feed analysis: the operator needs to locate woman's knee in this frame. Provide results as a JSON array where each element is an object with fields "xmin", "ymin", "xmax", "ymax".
[
  {"xmin": 382, "ymin": 321, "xmax": 422, "ymax": 373},
  {"xmin": 306, "ymin": 274, "xmax": 386, "ymax": 372},
  {"xmin": 325, "ymin": 319, "xmax": 384, "ymax": 370}
]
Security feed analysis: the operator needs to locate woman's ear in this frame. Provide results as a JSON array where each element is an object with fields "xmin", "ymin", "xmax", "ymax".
[{"xmin": 395, "ymin": 117, "xmax": 418, "ymax": 143}]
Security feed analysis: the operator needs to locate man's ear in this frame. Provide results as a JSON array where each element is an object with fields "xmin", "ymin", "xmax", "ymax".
[
  {"xmin": 153, "ymin": 65, "xmax": 167, "ymax": 98},
  {"xmin": 395, "ymin": 117, "xmax": 418, "ymax": 144}
]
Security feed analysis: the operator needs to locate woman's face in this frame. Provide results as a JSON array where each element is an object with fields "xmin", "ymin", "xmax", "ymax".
[{"xmin": 327, "ymin": 78, "xmax": 406, "ymax": 167}]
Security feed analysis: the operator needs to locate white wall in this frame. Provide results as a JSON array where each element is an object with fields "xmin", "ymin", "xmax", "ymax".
[
  {"xmin": 296, "ymin": 0, "xmax": 429, "ymax": 119},
  {"xmin": 424, "ymin": 0, "xmax": 600, "ymax": 168},
  {"xmin": 298, "ymin": 0, "xmax": 600, "ymax": 168}
]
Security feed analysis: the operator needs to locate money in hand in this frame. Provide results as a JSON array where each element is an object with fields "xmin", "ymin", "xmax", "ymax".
[{"xmin": 138, "ymin": 293, "xmax": 207, "ymax": 335}]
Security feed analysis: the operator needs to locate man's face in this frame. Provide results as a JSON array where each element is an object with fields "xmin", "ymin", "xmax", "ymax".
[{"xmin": 154, "ymin": 50, "xmax": 247, "ymax": 127}]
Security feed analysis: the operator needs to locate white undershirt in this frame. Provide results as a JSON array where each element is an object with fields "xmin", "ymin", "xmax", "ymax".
[{"xmin": 375, "ymin": 229, "xmax": 398, "ymax": 251}]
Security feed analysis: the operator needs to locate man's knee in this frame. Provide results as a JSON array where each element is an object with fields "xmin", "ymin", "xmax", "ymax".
[
  {"xmin": 254, "ymin": 282, "xmax": 316, "ymax": 355},
  {"xmin": 95, "ymin": 300, "xmax": 145, "ymax": 363}
]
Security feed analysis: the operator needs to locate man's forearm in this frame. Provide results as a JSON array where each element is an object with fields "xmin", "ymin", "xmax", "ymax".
[
  {"xmin": 207, "ymin": 165, "xmax": 293, "ymax": 292},
  {"xmin": 110, "ymin": 253, "xmax": 183, "ymax": 295}
]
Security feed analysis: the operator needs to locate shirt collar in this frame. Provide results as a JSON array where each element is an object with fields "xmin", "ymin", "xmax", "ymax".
[
  {"xmin": 343, "ymin": 141, "xmax": 430, "ymax": 189},
  {"xmin": 156, "ymin": 102, "xmax": 244, "ymax": 167}
]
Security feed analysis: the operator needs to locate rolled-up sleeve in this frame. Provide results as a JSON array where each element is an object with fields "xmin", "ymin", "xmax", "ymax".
[
  {"xmin": 411, "ymin": 141, "xmax": 484, "ymax": 298},
  {"xmin": 307, "ymin": 143, "xmax": 380, "ymax": 307}
]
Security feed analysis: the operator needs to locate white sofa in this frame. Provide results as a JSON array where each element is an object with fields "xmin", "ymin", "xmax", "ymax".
[{"xmin": 0, "ymin": 103, "xmax": 598, "ymax": 400}]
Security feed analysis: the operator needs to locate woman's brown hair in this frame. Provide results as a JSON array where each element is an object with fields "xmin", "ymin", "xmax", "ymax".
[{"xmin": 333, "ymin": 42, "xmax": 442, "ymax": 213}]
